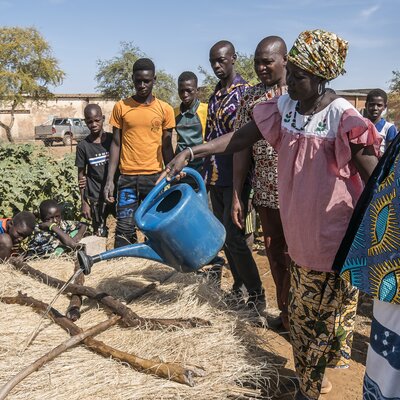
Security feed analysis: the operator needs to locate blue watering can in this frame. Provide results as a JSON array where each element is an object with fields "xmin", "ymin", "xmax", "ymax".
[{"xmin": 77, "ymin": 168, "xmax": 226, "ymax": 275}]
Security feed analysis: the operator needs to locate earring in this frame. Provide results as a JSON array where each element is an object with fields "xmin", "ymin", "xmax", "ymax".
[{"xmin": 318, "ymin": 82, "xmax": 323, "ymax": 96}]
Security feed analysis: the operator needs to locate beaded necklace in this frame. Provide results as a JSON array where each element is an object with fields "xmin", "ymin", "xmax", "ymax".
[{"xmin": 291, "ymin": 92, "xmax": 326, "ymax": 131}]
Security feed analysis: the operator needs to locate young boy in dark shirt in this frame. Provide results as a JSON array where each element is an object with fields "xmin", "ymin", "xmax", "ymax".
[{"xmin": 75, "ymin": 104, "xmax": 115, "ymax": 237}]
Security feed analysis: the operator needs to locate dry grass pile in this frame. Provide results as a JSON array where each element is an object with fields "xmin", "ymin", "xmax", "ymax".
[{"xmin": 0, "ymin": 257, "xmax": 280, "ymax": 399}]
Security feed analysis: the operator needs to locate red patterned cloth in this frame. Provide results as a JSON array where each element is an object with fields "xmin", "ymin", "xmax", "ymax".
[{"xmin": 234, "ymin": 83, "xmax": 286, "ymax": 208}]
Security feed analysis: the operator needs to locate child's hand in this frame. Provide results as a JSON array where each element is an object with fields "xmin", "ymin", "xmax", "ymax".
[
  {"xmin": 104, "ymin": 180, "xmax": 115, "ymax": 203},
  {"xmin": 81, "ymin": 201, "xmax": 91, "ymax": 220},
  {"xmin": 78, "ymin": 176, "xmax": 87, "ymax": 189},
  {"xmin": 39, "ymin": 221, "xmax": 56, "ymax": 231}
]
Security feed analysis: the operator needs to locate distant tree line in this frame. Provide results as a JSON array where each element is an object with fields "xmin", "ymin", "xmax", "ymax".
[
  {"xmin": 388, "ymin": 70, "xmax": 400, "ymax": 125},
  {"xmin": 0, "ymin": 27, "xmax": 64, "ymax": 142},
  {"xmin": 0, "ymin": 27, "xmax": 399, "ymax": 142}
]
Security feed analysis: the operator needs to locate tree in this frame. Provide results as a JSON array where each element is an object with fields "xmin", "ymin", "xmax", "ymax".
[
  {"xmin": 96, "ymin": 42, "xmax": 178, "ymax": 105},
  {"xmin": 198, "ymin": 52, "xmax": 258, "ymax": 102},
  {"xmin": 234, "ymin": 52, "xmax": 258, "ymax": 85},
  {"xmin": 388, "ymin": 70, "xmax": 400, "ymax": 125},
  {"xmin": 0, "ymin": 27, "xmax": 65, "ymax": 142},
  {"xmin": 389, "ymin": 70, "xmax": 400, "ymax": 94}
]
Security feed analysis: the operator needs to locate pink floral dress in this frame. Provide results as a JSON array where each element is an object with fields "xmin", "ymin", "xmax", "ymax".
[{"xmin": 253, "ymin": 94, "xmax": 380, "ymax": 272}]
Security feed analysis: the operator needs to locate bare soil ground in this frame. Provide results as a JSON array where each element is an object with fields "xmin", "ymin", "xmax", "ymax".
[{"xmin": 45, "ymin": 141, "xmax": 77, "ymax": 159}]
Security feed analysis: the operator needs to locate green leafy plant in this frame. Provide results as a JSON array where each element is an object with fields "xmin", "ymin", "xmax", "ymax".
[{"xmin": 0, "ymin": 144, "xmax": 80, "ymax": 220}]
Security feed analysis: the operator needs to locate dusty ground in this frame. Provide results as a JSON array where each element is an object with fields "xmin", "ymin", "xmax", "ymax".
[
  {"xmin": 44, "ymin": 141, "xmax": 77, "ymax": 158},
  {"xmin": 38, "ymin": 141, "xmax": 371, "ymax": 399}
]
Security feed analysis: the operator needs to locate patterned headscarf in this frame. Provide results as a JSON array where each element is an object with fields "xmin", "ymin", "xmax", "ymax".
[{"xmin": 288, "ymin": 29, "xmax": 348, "ymax": 80}]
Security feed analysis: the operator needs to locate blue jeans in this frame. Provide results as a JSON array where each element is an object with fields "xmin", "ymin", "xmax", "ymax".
[{"xmin": 115, "ymin": 173, "xmax": 160, "ymax": 248}]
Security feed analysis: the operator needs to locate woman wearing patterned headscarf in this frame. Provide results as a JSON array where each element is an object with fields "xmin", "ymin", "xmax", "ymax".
[{"xmin": 162, "ymin": 29, "xmax": 381, "ymax": 399}]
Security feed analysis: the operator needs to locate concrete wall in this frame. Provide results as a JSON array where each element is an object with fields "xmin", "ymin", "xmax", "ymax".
[
  {"xmin": 0, "ymin": 95, "xmax": 116, "ymax": 142},
  {"xmin": 0, "ymin": 92, "xmax": 368, "ymax": 142},
  {"xmin": 338, "ymin": 94, "xmax": 366, "ymax": 111}
]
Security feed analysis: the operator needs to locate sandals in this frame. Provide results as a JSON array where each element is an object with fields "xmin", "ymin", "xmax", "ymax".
[
  {"xmin": 321, "ymin": 376, "xmax": 333, "ymax": 394},
  {"xmin": 295, "ymin": 375, "xmax": 332, "ymax": 400}
]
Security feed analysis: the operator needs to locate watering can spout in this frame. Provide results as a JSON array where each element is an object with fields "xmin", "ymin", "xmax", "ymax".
[
  {"xmin": 77, "ymin": 243, "xmax": 164, "ymax": 275},
  {"xmin": 77, "ymin": 250, "xmax": 96, "ymax": 275}
]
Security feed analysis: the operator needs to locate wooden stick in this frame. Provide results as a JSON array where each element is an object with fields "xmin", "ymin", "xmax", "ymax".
[
  {"xmin": 227, "ymin": 385, "xmax": 263, "ymax": 398},
  {"xmin": 0, "ymin": 314, "xmax": 120, "ymax": 400},
  {"xmin": 9, "ymin": 258, "xmax": 210, "ymax": 329},
  {"xmin": 1, "ymin": 293, "xmax": 205, "ymax": 387},
  {"xmin": 65, "ymin": 259, "xmax": 85, "ymax": 321}
]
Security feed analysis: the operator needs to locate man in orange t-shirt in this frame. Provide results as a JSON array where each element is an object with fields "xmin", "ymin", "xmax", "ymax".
[{"xmin": 104, "ymin": 58, "xmax": 175, "ymax": 248}]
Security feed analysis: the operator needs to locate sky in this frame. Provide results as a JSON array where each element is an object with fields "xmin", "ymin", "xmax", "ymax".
[{"xmin": 0, "ymin": 0, "xmax": 399, "ymax": 94}]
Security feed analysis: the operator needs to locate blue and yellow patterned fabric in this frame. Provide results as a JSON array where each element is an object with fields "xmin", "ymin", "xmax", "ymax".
[{"xmin": 334, "ymin": 134, "xmax": 400, "ymax": 304}]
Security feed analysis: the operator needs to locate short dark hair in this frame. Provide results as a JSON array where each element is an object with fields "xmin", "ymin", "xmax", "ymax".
[
  {"xmin": 366, "ymin": 89, "xmax": 388, "ymax": 104},
  {"xmin": 13, "ymin": 211, "xmax": 36, "ymax": 230},
  {"xmin": 178, "ymin": 71, "xmax": 198, "ymax": 86},
  {"xmin": 39, "ymin": 199, "xmax": 60, "ymax": 221},
  {"xmin": 84, "ymin": 103, "xmax": 102, "ymax": 117},
  {"xmin": 256, "ymin": 36, "xmax": 287, "ymax": 56},
  {"xmin": 132, "ymin": 58, "xmax": 155, "ymax": 74},
  {"xmin": 210, "ymin": 40, "xmax": 236, "ymax": 56}
]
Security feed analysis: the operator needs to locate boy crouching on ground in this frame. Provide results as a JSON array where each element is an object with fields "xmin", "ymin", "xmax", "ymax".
[
  {"xmin": 0, "ymin": 211, "xmax": 36, "ymax": 260},
  {"xmin": 26, "ymin": 199, "xmax": 87, "ymax": 257}
]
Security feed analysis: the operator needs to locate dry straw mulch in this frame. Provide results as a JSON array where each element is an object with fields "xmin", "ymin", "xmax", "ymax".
[{"xmin": 0, "ymin": 257, "xmax": 280, "ymax": 399}]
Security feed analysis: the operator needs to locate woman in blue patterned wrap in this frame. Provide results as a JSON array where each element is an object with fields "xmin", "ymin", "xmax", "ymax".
[{"xmin": 335, "ymin": 133, "xmax": 400, "ymax": 399}]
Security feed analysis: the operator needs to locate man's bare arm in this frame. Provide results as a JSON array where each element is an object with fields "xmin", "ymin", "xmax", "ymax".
[
  {"xmin": 350, "ymin": 143, "xmax": 379, "ymax": 183},
  {"xmin": 78, "ymin": 167, "xmax": 91, "ymax": 219},
  {"xmin": 162, "ymin": 120, "xmax": 262, "ymax": 180},
  {"xmin": 232, "ymin": 148, "xmax": 252, "ymax": 228},
  {"xmin": 162, "ymin": 128, "xmax": 174, "ymax": 165},
  {"xmin": 104, "ymin": 127, "xmax": 121, "ymax": 203}
]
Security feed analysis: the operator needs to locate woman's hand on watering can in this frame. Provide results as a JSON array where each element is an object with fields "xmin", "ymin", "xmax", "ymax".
[
  {"xmin": 104, "ymin": 180, "xmax": 115, "ymax": 203},
  {"xmin": 157, "ymin": 149, "xmax": 190, "ymax": 184}
]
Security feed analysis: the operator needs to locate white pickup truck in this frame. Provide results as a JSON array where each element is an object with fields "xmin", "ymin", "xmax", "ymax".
[{"xmin": 34, "ymin": 117, "xmax": 90, "ymax": 146}]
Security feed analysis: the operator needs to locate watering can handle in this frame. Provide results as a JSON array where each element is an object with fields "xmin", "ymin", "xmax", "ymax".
[
  {"xmin": 181, "ymin": 167, "xmax": 207, "ymax": 203},
  {"xmin": 135, "ymin": 167, "xmax": 207, "ymax": 222}
]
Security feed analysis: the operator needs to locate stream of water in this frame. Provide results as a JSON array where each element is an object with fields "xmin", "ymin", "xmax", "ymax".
[{"xmin": 21, "ymin": 268, "xmax": 83, "ymax": 352}]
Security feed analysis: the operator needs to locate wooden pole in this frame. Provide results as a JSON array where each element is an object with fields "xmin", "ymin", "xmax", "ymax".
[
  {"xmin": 66, "ymin": 259, "xmax": 85, "ymax": 321},
  {"xmin": 0, "ymin": 315, "xmax": 120, "ymax": 400},
  {"xmin": 1, "ymin": 293, "xmax": 205, "ymax": 387},
  {"xmin": 9, "ymin": 258, "xmax": 211, "ymax": 329}
]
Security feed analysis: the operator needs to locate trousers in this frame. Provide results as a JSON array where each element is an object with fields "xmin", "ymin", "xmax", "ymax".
[
  {"xmin": 88, "ymin": 200, "xmax": 115, "ymax": 237},
  {"xmin": 209, "ymin": 185, "xmax": 263, "ymax": 295},
  {"xmin": 115, "ymin": 173, "xmax": 160, "ymax": 248}
]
